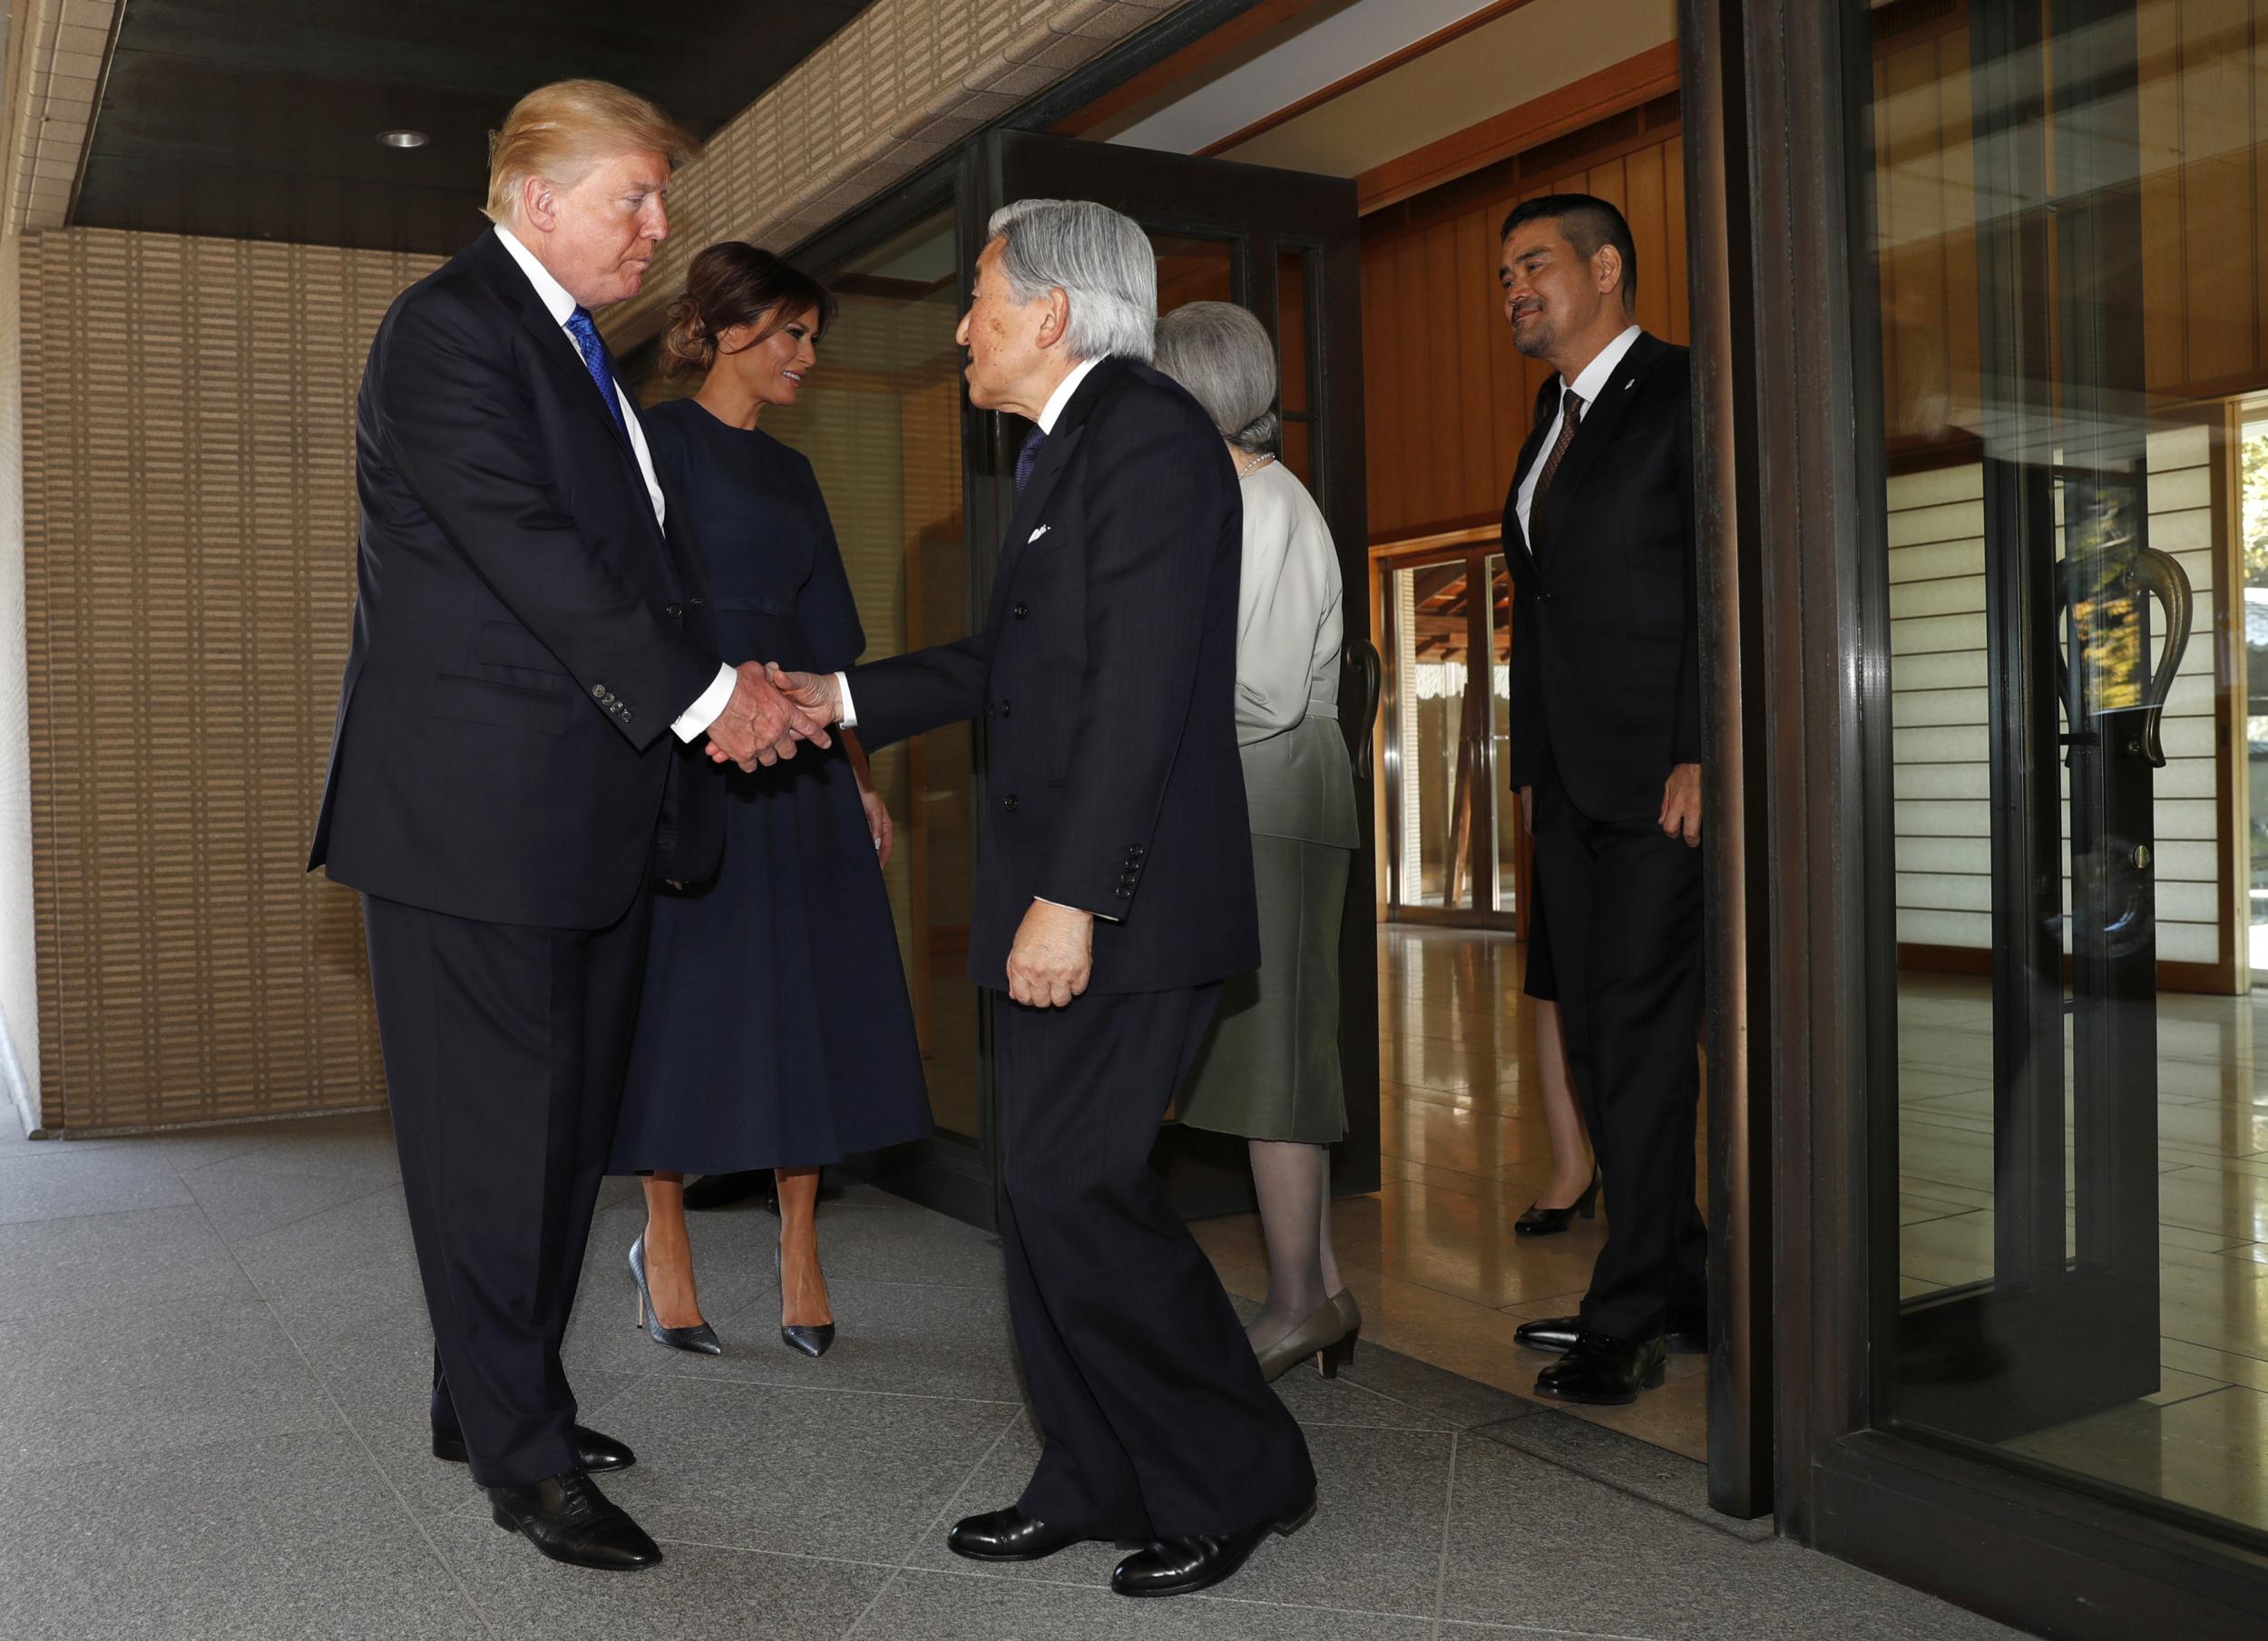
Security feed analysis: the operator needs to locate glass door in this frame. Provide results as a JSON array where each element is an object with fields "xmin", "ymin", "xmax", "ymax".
[
  {"xmin": 1849, "ymin": 0, "xmax": 2267, "ymax": 1562},
  {"xmin": 1379, "ymin": 542, "xmax": 1521, "ymax": 931}
]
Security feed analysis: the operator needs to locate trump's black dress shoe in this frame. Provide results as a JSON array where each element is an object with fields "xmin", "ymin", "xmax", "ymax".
[
  {"xmin": 1110, "ymin": 1497, "xmax": 1315, "ymax": 1598},
  {"xmin": 1515, "ymin": 1313, "xmax": 1706, "ymax": 1356},
  {"xmin": 488, "ymin": 1471, "xmax": 662, "ymax": 1572},
  {"xmin": 1533, "ymin": 1333, "xmax": 1667, "ymax": 1406},
  {"xmin": 947, "ymin": 1506, "xmax": 1088, "ymax": 1563},
  {"xmin": 433, "ymin": 1421, "xmax": 634, "ymax": 1472}
]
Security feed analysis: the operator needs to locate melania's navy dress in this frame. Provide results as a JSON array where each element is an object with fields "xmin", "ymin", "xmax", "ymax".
[{"xmin": 611, "ymin": 399, "xmax": 931, "ymax": 1173}]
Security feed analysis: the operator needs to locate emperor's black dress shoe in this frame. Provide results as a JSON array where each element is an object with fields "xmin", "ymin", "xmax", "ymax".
[
  {"xmin": 432, "ymin": 1421, "xmax": 634, "ymax": 1472},
  {"xmin": 488, "ymin": 1470, "xmax": 662, "ymax": 1572},
  {"xmin": 1515, "ymin": 1313, "xmax": 1707, "ymax": 1356},
  {"xmin": 1110, "ymin": 1498, "xmax": 1315, "ymax": 1598},
  {"xmin": 1533, "ymin": 1333, "xmax": 1667, "ymax": 1406},
  {"xmin": 947, "ymin": 1506, "xmax": 1088, "ymax": 1563}
]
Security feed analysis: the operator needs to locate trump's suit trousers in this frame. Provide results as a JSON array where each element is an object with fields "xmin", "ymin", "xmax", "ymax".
[
  {"xmin": 1530, "ymin": 767, "xmax": 1707, "ymax": 1342},
  {"xmin": 993, "ymin": 983, "xmax": 1316, "ymax": 1538},
  {"xmin": 361, "ymin": 886, "xmax": 654, "ymax": 1488}
]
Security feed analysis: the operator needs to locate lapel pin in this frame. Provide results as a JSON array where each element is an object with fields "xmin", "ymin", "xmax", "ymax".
[{"xmin": 1029, "ymin": 525, "xmax": 1051, "ymax": 543}]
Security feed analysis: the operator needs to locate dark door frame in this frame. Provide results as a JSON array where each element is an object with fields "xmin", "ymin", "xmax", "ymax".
[{"xmin": 1686, "ymin": 0, "xmax": 2268, "ymax": 1631}]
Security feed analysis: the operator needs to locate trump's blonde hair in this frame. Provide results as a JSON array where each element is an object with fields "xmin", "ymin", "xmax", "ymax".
[{"xmin": 483, "ymin": 79, "xmax": 699, "ymax": 227}]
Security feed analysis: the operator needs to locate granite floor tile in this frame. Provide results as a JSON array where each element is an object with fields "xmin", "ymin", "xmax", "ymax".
[
  {"xmin": 0, "ymin": 1293, "xmax": 340, "ymax": 1470},
  {"xmin": 171, "ymin": 1109, "xmax": 402, "ymax": 1184},
  {"xmin": 181, "ymin": 1157, "xmax": 401, "ymax": 1245},
  {"xmin": 850, "ymin": 1568, "xmax": 1438, "ymax": 1638},
  {"xmin": 430, "ymin": 1515, "xmax": 889, "ymax": 1638},
  {"xmin": 0, "ymin": 1431, "xmax": 478, "ymax": 1641},
  {"xmin": 0, "ymin": 1147, "xmax": 194, "ymax": 1225},
  {"xmin": 229, "ymin": 1184, "xmax": 417, "ymax": 1299},
  {"xmin": 593, "ymin": 1372, "xmax": 1020, "ymax": 1562},
  {"xmin": 909, "ymin": 1415, "xmax": 1452, "ymax": 1619},
  {"xmin": 1471, "ymin": 1411, "xmax": 1774, "ymax": 1541},
  {"xmin": 0, "ymin": 1204, "xmax": 256, "ymax": 1322}
]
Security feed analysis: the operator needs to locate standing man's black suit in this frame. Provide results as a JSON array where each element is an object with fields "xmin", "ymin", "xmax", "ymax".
[
  {"xmin": 310, "ymin": 228, "xmax": 728, "ymax": 1488},
  {"xmin": 845, "ymin": 356, "xmax": 1315, "ymax": 1540},
  {"xmin": 1503, "ymin": 328, "xmax": 1707, "ymax": 1352}
]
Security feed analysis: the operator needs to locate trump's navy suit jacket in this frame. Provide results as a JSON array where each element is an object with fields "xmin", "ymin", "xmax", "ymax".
[
  {"xmin": 847, "ymin": 357, "xmax": 1261, "ymax": 995},
  {"xmin": 310, "ymin": 230, "xmax": 726, "ymax": 928}
]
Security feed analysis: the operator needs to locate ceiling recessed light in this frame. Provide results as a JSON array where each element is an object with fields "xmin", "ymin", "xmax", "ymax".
[{"xmin": 378, "ymin": 130, "xmax": 428, "ymax": 149}]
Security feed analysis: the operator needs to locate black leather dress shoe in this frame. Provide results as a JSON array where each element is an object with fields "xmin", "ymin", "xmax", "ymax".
[
  {"xmin": 488, "ymin": 1471, "xmax": 662, "ymax": 1572},
  {"xmin": 1534, "ymin": 1333, "xmax": 1667, "ymax": 1406},
  {"xmin": 1110, "ymin": 1498, "xmax": 1315, "ymax": 1598},
  {"xmin": 1515, "ymin": 1314, "xmax": 1706, "ymax": 1357},
  {"xmin": 433, "ymin": 1421, "xmax": 634, "ymax": 1472},
  {"xmin": 947, "ymin": 1506, "xmax": 1087, "ymax": 1563}
]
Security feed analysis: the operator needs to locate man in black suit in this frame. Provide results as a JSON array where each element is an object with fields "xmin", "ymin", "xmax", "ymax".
[
  {"xmin": 774, "ymin": 200, "xmax": 1315, "ymax": 1599},
  {"xmin": 1498, "ymin": 194, "xmax": 1708, "ymax": 1404},
  {"xmin": 309, "ymin": 80, "xmax": 823, "ymax": 1570}
]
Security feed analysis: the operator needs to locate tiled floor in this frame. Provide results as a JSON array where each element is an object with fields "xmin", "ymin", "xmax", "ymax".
[{"xmin": 0, "ymin": 1101, "xmax": 2021, "ymax": 1641}]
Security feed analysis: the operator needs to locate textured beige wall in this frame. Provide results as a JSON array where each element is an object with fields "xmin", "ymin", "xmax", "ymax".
[
  {"xmin": 20, "ymin": 229, "xmax": 437, "ymax": 1132},
  {"xmin": 605, "ymin": 0, "xmax": 1185, "ymax": 348},
  {"xmin": 0, "ymin": 233, "xmax": 34, "ymax": 1131}
]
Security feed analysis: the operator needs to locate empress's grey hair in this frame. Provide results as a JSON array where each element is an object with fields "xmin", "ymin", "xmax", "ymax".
[
  {"xmin": 1152, "ymin": 301, "xmax": 1280, "ymax": 454},
  {"xmin": 986, "ymin": 198, "xmax": 1157, "ymax": 364}
]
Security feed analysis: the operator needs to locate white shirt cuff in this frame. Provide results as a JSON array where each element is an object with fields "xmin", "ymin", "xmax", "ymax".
[
  {"xmin": 1038, "ymin": 895, "xmax": 1119, "ymax": 924},
  {"xmin": 671, "ymin": 663, "xmax": 739, "ymax": 743},
  {"xmin": 834, "ymin": 671, "xmax": 857, "ymax": 728}
]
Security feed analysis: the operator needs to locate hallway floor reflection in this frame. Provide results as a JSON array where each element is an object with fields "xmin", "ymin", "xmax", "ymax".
[{"xmin": 1194, "ymin": 926, "xmax": 1712, "ymax": 1462}]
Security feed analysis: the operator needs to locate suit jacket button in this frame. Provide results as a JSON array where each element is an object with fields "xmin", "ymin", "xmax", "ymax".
[
  {"xmin": 592, "ymin": 684, "xmax": 608, "ymax": 699},
  {"xmin": 997, "ymin": 699, "xmax": 1011, "ymax": 718},
  {"xmin": 1013, "ymin": 601, "xmax": 1030, "ymax": 619},
  {"xmin": 1004, "ymin": 794, "xmax": 1020, "ymax": 813},
  {"xmin": 664, "ymin": 602, "xmax": 683, "ymax": 619},
  {"xmin": 1114, "ymin": 888, "xmax": 1130, "ymax": 899}
]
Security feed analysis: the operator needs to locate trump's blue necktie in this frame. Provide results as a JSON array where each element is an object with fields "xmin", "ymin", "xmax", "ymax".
[
  {"xmin": 563, "ymin": 307, "xmax": 631, "ymax": 444},
  {"xmin": 1015, "ymin": 427, "xmax": 1047, "ymax": 495}
]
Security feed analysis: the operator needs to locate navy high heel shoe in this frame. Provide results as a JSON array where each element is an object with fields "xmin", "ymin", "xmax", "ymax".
[{"xmin": 629, "ymin": 1235, "xmax": 723, "ymax": 1356}]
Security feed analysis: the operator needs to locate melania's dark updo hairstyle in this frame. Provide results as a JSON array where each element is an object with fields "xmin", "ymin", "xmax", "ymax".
[{"xmin": 661, "ymin": 241, "xmax": 837, "ymax": 377}]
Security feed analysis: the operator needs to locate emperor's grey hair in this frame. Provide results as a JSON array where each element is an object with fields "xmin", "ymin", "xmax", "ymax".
[
  {"xmin": 1152, "ymin": 301, "xmax": 1280, "ymax": 454},
  {"xmin": 986, "ymin": 198, "xmax": 1157, "ymax": 364}
]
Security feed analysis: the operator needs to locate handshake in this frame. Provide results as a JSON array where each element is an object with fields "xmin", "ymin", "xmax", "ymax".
[{"xmin": 701, "ymin": 661, "xmax": 846, "ymax": 773}]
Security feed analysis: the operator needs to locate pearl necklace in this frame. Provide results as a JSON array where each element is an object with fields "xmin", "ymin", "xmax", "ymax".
[{"xmin": 1232, "ymin": 449, "xmax": 1276, "ymax": 479}]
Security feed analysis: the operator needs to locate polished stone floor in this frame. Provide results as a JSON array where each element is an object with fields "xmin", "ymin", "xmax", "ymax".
[
  {"xmin": 1202, "ymin": 928, "xmax": 2268, "ymax": 1535},
  {"xmin": 0, "ymin": 1101, "xmax": 2022, "ymax": 1641}
]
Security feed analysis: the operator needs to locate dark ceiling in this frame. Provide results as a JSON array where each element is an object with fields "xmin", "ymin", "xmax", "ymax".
[{"xmin": 72, "ymin": 0, "xmax": 878, "ymax": 254}]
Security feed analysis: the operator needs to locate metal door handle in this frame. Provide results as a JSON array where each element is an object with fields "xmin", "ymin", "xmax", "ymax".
[
  {"xmin": 2049, "ymin": 545, "xmax": 2193, "ymax": 767},
  {"xmin": 2129, "ymin": 547, "xmax": 2191, "ymax": 767}
]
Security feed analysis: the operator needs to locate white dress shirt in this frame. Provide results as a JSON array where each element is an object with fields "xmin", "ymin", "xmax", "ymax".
[
  {"xmin": 492, "ymin": 226, "xmax": 737, "ymax": 743},
  {"xmin": 1515, "ymin": 323, "xmax": 1643, "ymax": 546}
]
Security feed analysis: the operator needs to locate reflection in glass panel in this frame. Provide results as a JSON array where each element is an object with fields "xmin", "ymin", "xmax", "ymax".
[
  {"xmin": 1151, "ymin": 233, "xmax": 1234, "ymax": 315},
  {"xmin": 1487, "ymin": 556, "xmax": 1517, "ymax": 914},
  {"xmin": 763, "ymin": 210, "xmax": 979, "ymax": 1141},
  {"xmin": 1278, "ymin": 249, "xmax": 1310, "ymax": 414},
  {"xmin": 1859, "ymin": 0, "xmax": 2268, "ymax": 1542},
  {"xmin": 1390, "ymin": 560, "xmax": 1475, "ymax": 910},
  {"xmin": 1280, "ymin": 418, "xmax": 1313, "ymax": 487}
]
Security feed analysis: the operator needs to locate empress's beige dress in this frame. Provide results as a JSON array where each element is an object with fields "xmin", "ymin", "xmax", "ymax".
[{"xmin": 1177, "ymin": 460, "xmax": 1361, "ymax": 1143}]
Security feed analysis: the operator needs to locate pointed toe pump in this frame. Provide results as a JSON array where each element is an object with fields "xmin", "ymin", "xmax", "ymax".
[
  {"xmin": 775, "ymin": 1246, "xmax": 836, "ymax": 1358},
  {"xmin": 629, "ymin": 1235, "xmax": 723, "ymax": 1355}
]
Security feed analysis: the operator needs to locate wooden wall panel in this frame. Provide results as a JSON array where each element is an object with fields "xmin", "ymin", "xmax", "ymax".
[
  {"xmin": 1874, "ymin": 0, "xmax": 2268, "ymax": 431},
  {"xmin": 1359, "ymin": 100, "xmax": 1687, "ymax": 542},
  {"xmin": 21, "ymin": 228, "xmax": 437, "ymax": 1132}
]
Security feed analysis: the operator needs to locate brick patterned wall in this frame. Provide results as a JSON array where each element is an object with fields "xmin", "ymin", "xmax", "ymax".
[
  {"xmin": 604, "ymin": 0, "xmax": 1182, "ymax": 347},
  {"xmin": 0, "ymin": 234, "xmax": 33, "ymax": 1130},
  {"xmin": 20, "ymin": 229, "xmax": 439, "ymax": 1131}
]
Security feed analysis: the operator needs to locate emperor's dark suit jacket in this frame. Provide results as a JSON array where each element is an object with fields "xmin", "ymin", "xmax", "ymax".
[
  {"xmin": 309, "ymin": 230, "xmax": 726, "ymax": 928},
  {"xmin": 1502, "ymin": 331, "xmax": 1701, "ymax": 822},
  {"xmin": 846, "ymin": 357, "xmax": 1261, "ymax": 994}
]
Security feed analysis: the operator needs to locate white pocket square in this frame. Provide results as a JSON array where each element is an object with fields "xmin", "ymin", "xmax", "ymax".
[{"xmin": 1028, "ymin": 525, "xmax": 1051, "ymax": 543}]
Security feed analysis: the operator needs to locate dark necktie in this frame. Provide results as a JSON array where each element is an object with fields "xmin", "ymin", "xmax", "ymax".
[
  {"xmin": 1527, "ymin": 386, "xmax": 1585, "ymax": 551},
  {"xmin": 562, "ymin": 307, "xmax": 631, "ymax": 444},
  {"xmin": 1015, "ymin": 427, "xmax": 1047, "ymax": 495}
]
